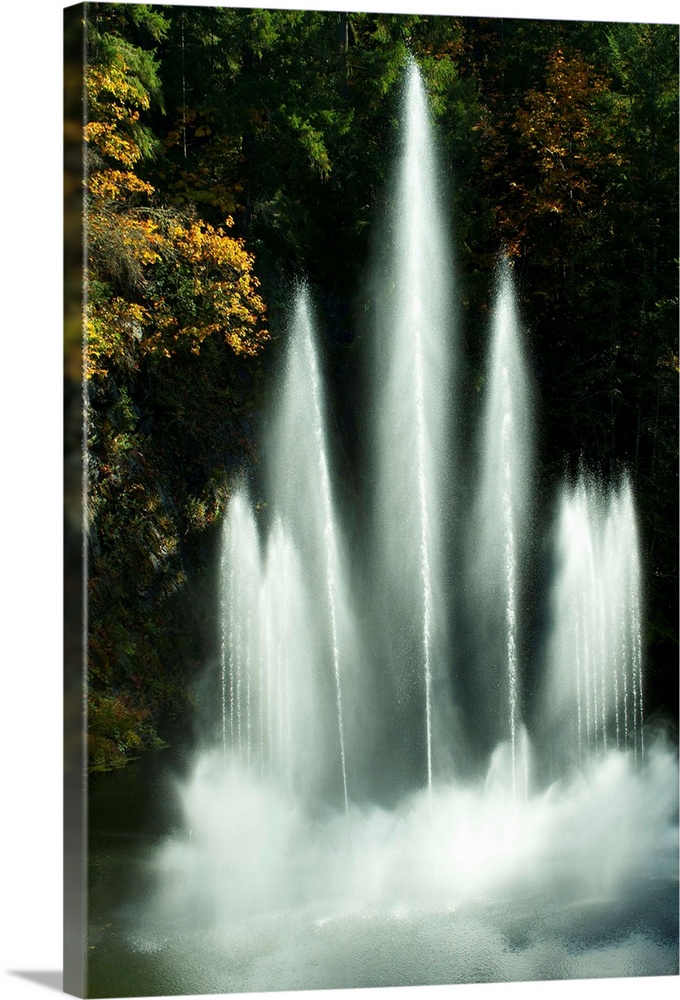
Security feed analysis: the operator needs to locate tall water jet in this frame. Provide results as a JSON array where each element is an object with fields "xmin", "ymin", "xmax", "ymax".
[
  {"xmin": 472, "ymin": 262, "xmax": 531, "ymax": 798},
  {"xmin": 373, "ymin": 60, "xmax": 454, "ymax": 795},
  {"xmin": 216, "ymin": 293, "xmax": 357, "ymax": 817},
  {"xmin": 545, "ymin": 473, "xmax": 645, "ymax": 775},
  {"xmin": 620, "ymin": 478, "xmax": 645, "ymax": 764},
  {"xmin": 269, "ymin": 288, "xmax": 353, "ymax": 823},
  {"xmin": 219, "ymin": 488, "xmax": 261, "ymax": 765},
  {"xmin": 256, "ymin": 516, "xmax": 316, "ymax": 790}
]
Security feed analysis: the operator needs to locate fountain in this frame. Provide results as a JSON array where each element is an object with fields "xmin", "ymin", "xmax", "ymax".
[
  {"xmin": 136, "ymin": 61, "xmax": 677, "ymax": 994},
  {"xmin": 471, "ymin": 260, "xmax": 532, "ymax": 800},
  {"xmin": 218, "ymin": 292, "xmax": 356, "ymax": 818},
  {"xmin": 543, "ymin": 473, "xmax": 646, "ymax": 773},
  {"xmin": 372, "ymin": 61, "xmax": 454, "ymax": 801}
]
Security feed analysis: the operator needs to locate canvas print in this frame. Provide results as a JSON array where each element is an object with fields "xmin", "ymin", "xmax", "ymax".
[{"xmin": 64, "ymin": 2, "xmax": 679, "ymax": 997}]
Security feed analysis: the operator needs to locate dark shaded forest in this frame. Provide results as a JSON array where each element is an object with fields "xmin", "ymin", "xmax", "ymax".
[{"xmin": 64, "ymin": 3, "xmax": 678, "ymax": 770}]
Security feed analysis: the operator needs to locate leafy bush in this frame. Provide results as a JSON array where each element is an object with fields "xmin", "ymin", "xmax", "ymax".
[{"xmin": 87, "ymin": 692, "xmax": 166, "ymax": 771}]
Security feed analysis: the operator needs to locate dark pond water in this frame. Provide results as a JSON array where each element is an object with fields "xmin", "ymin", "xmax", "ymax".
[
  {"xmin": 87, "ymin": 724, "xmax": 196, "ymax": 996},
  {"xmin": 86, "ymin": 735, "xmax": 679, "ymax": 999}
]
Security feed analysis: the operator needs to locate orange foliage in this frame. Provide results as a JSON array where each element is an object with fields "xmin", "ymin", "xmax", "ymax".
[
  {"xmin": 84, "ymin": 53, "xmax": 268, "ymax": 379},
  {"xmin": 515, "ymin": 50, "xmax": 610, "ymax": 217}
]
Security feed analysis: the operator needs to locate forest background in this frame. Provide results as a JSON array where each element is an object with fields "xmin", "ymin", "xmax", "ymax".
[
  {"xmin": 0, "ymin": 2, "xmax": 676, "ymax": 997},
  {"xmin": 64, "ymin": 0, "xmax": 679, "ymax": 771}
]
